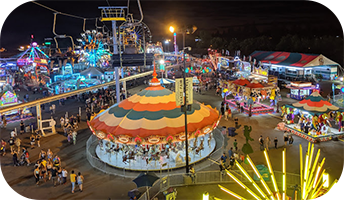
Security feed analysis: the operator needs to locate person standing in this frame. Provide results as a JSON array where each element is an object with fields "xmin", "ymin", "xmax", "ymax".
[
  {"xmin": 259, "ymin": 135, "xmax": 264, "ymax": 151},
  {"xmin": 229, "ymin": 155, "xmax": 235, "ymax": 169},
  {"xmin": 288, "ymin": 135, "xmax": 294, "ymax": 146},
  {"xmin": 1, "ymin": 139, "xmax": 6, "ymax": 156},
  {"xmin": 60, "ymin": 117, "xmax": 65, "ymax": 128},
  {"xmin": 8, "ymin": 137, "xmax": 15, "ymax": 154},
  {"xmin": 283, "ymin": 131, "xmax": 288, "ymax": 146},
  {"xmin": 70, "ymin": 170, "xmax": 77, "ymax": 193},
  {"xmin": 265, "ymin": 136, "xmax": 271, "ymax": 151},
  {"xmin": 233, "ymin": 139, "xmax": 238, "ymax": 151},
  {"xmin": 77, "ymin": 172, "xmax": 84, "ymax": 192},
  {"xmin": 274, "ymin": 137, "xmax": 278, "ymax": 149},
  {"xmin": 228, "ymin": 107, "xmax": 232, "ymax": 120},
  {"xmin": 224, "ymin": 107, "xmax": 228, "ymax": 121},
  {"xmin": 20, "ymin": 120, "xmax": 25, "ymax": 134},
  {"xmin": 228, "ymin": 147, "xmax": 233, "ymax": 158},
  {"xmin": 220, "ymin": 105, "xmax": 225, "ymax": 116},
  {"xmin": 52, "ymin": 104, "xmax": 56, "ymax": 114},
  {"xmin": 10, "ymin": 129, "xmax": 17, "ymax": 138},
  {"xmin": 23, "ymin": 148, "xmax": 31, "ymax": 166},
  {"xmin": 15, "ymin": 138, "xmax": 21, "ymax": 154},
  {"xmin": 221, "ymin": 153, "xmax": 227, "ymax": 166}
]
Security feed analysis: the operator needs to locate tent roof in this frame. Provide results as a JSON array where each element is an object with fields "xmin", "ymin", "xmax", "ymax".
[
  {"xmin": 250, "ymin": 51, "xmax": 340, "ymax": 68},
  {"xmin": 232, "ymin": 78, "xmax": 250, "ymax": 86},
  {"xmin": 80, "ymin": 67, "xmax": 104, "ymax": 76},
  {"xmin": 286, "ymin": 91, "xmax": 340, "ymax": 114}
]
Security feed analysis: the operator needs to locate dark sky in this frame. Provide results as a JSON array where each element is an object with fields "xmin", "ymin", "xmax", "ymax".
[{"xmin": 0, "ymin": 0, "xmax": 342, "ymax": 53}]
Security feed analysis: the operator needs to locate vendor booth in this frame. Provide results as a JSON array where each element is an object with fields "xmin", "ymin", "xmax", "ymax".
[
  {"xmin": 280, "ymin": 91, "xmax": 344, "ymax": 142},
  {"xmin": 0, "ymin": 91, "xmax": 33, "ymax": 124},
  {"xmin": 286, "ymin": 81, "xmax": 317, "ymax": 100}
]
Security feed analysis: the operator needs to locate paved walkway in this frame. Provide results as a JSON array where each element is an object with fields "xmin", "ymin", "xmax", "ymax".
[{"xmin": 1, "ymin": 83, "xmax": 343, "ymax": 200}]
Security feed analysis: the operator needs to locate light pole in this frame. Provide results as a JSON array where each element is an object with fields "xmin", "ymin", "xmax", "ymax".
[{"xmin": 170, "ymin": 25, "xmax": 196, "ymax": 174}]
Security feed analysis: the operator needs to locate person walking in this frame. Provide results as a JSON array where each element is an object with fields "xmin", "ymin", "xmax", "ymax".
[
  {"xmin": 30, "ymin": 134, "xmax": 35, "ymax": 149},
  {"xmin": 62, "ymin": 168, "xmax": 68, "ymax": 185},
  {"xmin": 70, "ymin": 170, "xmax": 77, "ymax": 193},
  {"xmin": 22, "ymin": 147, "xmax": 31, "ymax": 166},
  {"xmin": 283, "ymin": 131, "xmax": 288, "ymax": 146},
  {"xmin": 51, "ymin": 167, "xmax": 58, "ymax": 187},
  {"xmin": 229, "ymin": 155, "xmax": 235, "ymax": 169},
  {"xmin": 34, "ymin": 166, "xmax": 40, "ymax": 186},
  {"xmin": 221, "ymin": 153, "xmax": 228, "ymax": 166},
  {"xmin": 265, "ymin": 136, "xmax": 271, "ymax": 151},
  {"xmin": 224, "ymin": 107, "xmax": 228, "ymax": 121},
  {"xmin": 233, "ymin": 139, "xmax": 238, "ymax": 151},
  {"xmin": 36, "ymin": 133, "xmax": 41, "ymax": 147},
  {"xmin": 60, "ymin": 117, "xmax": 65, "ymax": 128},
  {"xmin": 77, "ymin": 172, "xmax": 84, "ymax": 192},
  {"xmin": 220, "ymin": 105, "xmax": 225, "ymax": 116},
  {"xmin": 12, "ymin": 151, "xmax": 18, "ymax": 166},
  {"xmin": 259, "ymin": 135, "xmax": 264, "ymax": 151},
  {"xmin": 72, "ymin": 130, "xmax": 77, "ymax": 145},
  {"xmin": 274, "ymin": 137, "xmax": 278, "ymax": 149},
  {"xmin": 228, "ymin": 147, "xmax": 233, "ymax": 158},
  {"xmin": 228, "ymin": 107, "xmax": 232, "ymax": 120},
  {"xmin": 288, "ymin": 134, "xmax": 294, "ymax": 145}
]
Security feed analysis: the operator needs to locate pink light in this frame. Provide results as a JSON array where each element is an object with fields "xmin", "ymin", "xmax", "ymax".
[{"xmin": 32, "ymin": 42, "xmax": 37, "ymax": 47}]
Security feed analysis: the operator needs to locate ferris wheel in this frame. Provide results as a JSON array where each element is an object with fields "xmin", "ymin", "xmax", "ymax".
[{"xmin": 119, "ymin": 17, "xmax": 152, "ymax": 54}]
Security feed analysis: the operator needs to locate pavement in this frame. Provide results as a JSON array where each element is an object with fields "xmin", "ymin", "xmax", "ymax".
[{"xmin": 0, "ymin": 81, "xmax": 343, "ymax": 200}]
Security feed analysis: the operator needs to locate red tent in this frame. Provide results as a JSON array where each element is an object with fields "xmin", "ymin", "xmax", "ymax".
[
  {"xmin": 232, "ymin": 78, "xmax": 250, "ymax": 86},
  {"xmin": 245, "ymin": 82, "xmax": 264, "ymax": 88}
]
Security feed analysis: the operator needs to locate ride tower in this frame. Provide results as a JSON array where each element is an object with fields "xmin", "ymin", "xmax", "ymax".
[{"xmin": 99, "ymin": 6, "xmax": 127, "ymax": 103}]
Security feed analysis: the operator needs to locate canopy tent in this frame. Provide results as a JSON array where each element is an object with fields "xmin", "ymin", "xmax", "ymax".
[
  {"xmin": 80, "ymin": 67, "xmax": 104, "ymax": 77},
  {"xmin": 232, "ymin": 77, "xmax": 250, "ymax": 86},
  {"xmin": 250, "ymin": 51, "xmax": 340, "ymax": 68},
  {"xmin": 286, "ymin": 91, "xmax": 340, "ymax": 115},
  {"xmin": 158, "ymin": 78, "xmax": 175, "ymax": 84},
  {"xmin": 192, "ymin": 76, "xmax": 200, "ymax": 84},
  {"xmin": 245, "ymin": 81, "xmax": 264, "ymax": 89}
]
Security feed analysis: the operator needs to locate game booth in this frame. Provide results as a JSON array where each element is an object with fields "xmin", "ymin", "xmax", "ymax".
[
  {"xmin": 88, "ymin": 68, "xmax": 220, "ymax": 171},
  {"xmin": 0, "ymin": 91, "xmax": 33, "ymax": 124},
  {"xmin": 222, "ymin": 77, "xmax": 278, "ymax": 116},
  {"xmin": 278, "ymin": 91, "xmax": 344, "ymax": 142},
  {"xmin": 286, "ymin": 81, "xmax": 317, "ymax": 100}
]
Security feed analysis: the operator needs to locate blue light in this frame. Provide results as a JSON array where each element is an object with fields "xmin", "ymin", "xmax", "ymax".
[
  {"xmin": 316, "ymin": 84, "xmax": 319, "ymax": 89},
  {"xmin": 341, "ymin": 87, "xmax": 344, "ymax": 93}
]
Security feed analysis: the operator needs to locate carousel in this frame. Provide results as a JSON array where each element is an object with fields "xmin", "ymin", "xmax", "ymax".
[
  {"xmin": 88, "ymin": 68, "xmax": 220, "ymax": 171},
  {"xmin": 278, "ymin": 91, "xmax": 344, "ymax": 142},
  {"xmin": 222, "ymin": 77, "xmax": 277, "ymax": 115}
]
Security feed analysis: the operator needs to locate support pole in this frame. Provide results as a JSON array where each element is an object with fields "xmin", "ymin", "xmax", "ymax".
[
  {"xmin": 183, "ymin": 32, "xmax": 189, "ymax": 174},
  {"xmin": 112, "ymin": 20, "xmax": 121, "ymax": 103},
  {"xmin": 36, "ymin": 104, "xmax": 41, "ymax": 130}
]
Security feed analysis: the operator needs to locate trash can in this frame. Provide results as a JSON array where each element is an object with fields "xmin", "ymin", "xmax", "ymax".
[{"xmin": 228, "ymin": 127, "xmax": 236, "ymax": 137}]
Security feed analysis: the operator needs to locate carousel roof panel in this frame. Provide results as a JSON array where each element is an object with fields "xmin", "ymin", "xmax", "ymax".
[
  {"xmin": 289, "ymin": 91, "xmax": 339, "ymax": 114},
  {"xmin": 90, "ymin": 84, "xmax": 219, "ymax": 139}
]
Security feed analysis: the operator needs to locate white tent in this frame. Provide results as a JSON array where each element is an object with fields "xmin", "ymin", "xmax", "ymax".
[{"xmin": 158, "ymin": 78, "xmax": 175, "ymax": 84}]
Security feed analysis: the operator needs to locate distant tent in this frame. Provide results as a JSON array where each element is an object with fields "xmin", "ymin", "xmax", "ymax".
[
  {"xmin": 158, "ymin": 78, "xmax": 175, "ymax": 84},
  {"xmin": 80, "ymin": 67, "xmax": 104, "ymax": 77}
]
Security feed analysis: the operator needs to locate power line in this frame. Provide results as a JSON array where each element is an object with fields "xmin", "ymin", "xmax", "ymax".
[{"xmin": 31, "ymin": 1, "xmax": 98, "ymax": 20}]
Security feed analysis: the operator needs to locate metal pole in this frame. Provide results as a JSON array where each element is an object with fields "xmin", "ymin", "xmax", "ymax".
[
  {"xmin": 112, "ymin": 20, "xmax": 121, "ymax": 103},
  {"xmin": 183, "ymin": 32, "xmax": 189, "ymax": 174}
]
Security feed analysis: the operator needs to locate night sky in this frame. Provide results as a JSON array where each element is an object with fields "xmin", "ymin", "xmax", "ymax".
[{"xmin": 0, "ymin": 0, "xmax": 342, "ymax": 54}]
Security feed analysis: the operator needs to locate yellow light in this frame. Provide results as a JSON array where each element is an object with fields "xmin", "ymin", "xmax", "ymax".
[
  {"xmin": 169, "ymin": 26, "xmax": 175, "ymax": 33},
  {"xmin": 304, "ymin": 154, "xmax": 309, "ymax": 180},
  {"xmin": 226, "ymin": 171, "xmax": 246, "ymax": 189},
  {"xmin": 324, "ymin": 179, "xmax": 338, "ymax": 200},
  {"xmin": 282, "ymin": 149, "xmax": 286, "ymax": 173},
  {"xmin": 236, "ymin": 162, "xmax": 252, "ymax": 182},
  {"xmin": 299, "ymin": 145, "xmax": 303, "ymax": 187},
  {"xmin": 246, "ymin": 189, "xmax": 260, "ymax": 200},
  {"xmin": 271, "ymin": 175, "xmax": 278, "ymax": 192},
  {"xmin": 203, "ymin": 192, "xmax": 209, "ymax": 200},
  {"xmin": 253, "ymin": 183, "xmax": 266, "ymax": 198},
  {"xmin": 323, "ymin": 173, "xmax": 329, "ymax": 188},
  {"xmin": 313, "ymin": 166, "xmax": 322, "ymax": 188},
  {"xmin": 247, "ymin": 155, "xmax": 261, "ymax": 178},
  {"xmin": 282, "ymin": 175, "xmax": 286, "ymax": 191},
  {"xmin": 282, "ymin": 193, "xmax": 286, "ymax": 200},
  {"xmin": 218, "ymin": 185, "xmax": 245, "ymax": 200},
  {"xmin": 264, "ymin": 151, "xmax": 273, "ymax": 173},
  {"xmin": 261, "ymin": 180, "xmax": 272, "ymax": 195}
]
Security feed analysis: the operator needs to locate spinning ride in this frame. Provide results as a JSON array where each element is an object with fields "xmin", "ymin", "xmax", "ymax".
[
  {"xmin": 88, "ymin": 68, "xmax": 220, "ymax": 171},
  {"xmin": 78, "ymin": 29, "xmax": 112, "ymax": 68}
]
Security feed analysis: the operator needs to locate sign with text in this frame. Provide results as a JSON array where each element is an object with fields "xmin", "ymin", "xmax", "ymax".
[
  {"xmin": 175, "ymin": 78, "xmax": 193, "ymax": 106},
  {"xmin": 175, "ymin": 78, "xmax": 184, "ymax": 106},
  {"xmin": 185, "ymin": 77, "xmax": 193, "ymax": 105}
]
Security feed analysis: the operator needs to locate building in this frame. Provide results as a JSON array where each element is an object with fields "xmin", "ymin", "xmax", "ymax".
[{"xmin": 249, "ymin": 51, "xmax": 340, "ymax": 80}]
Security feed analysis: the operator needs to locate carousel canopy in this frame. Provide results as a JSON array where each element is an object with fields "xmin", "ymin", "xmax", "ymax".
[
  {"xmin": 89, "ymin": 68, "xmax": 220, "ymax": 144},
  {"xmin": 287, "ymin": 91, "xmax": 339, "ymax": 114},
  {"xmin": 245, "ymin": 81, "xmax": 264, "ymax": 89},
  {"xmin": 158, "ymin": 78, "xmax": 175, "ymax": 84},
  {"xmin": 232, "ymin": 78, "xmax": 250, "ymax": 86}
]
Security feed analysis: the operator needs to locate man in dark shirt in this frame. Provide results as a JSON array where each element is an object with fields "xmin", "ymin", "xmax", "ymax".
[{"xmin": 51, "ymin": 167, "xmax": 58, "ymax": 187}]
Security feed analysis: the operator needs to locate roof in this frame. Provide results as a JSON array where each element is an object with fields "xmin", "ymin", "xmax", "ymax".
[
  {"xmin": 80, "ymin": 67, "xmax": 104, "ymax": 76},
  {"xmin": 232, "ymin": 78, "xmax": 250, "ymax": 86},
  {"xmin": 250, "ymin": 51, "xmax": 340, "ymax": 68},
  {"xmin": 286, "ymin": 91, "xmax": 339, "ymax": 114}
]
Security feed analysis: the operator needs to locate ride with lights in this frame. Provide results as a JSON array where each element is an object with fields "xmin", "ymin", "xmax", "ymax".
[{"xmin": 217, "ymin": 143, "xmax": 337, "ymax": 200}]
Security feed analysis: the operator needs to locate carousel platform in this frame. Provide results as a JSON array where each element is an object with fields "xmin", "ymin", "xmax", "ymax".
[
  {"xmin": 95, "ymin": 134, "xmax": 216, "ymax": 171},
  {"xmin": 225, "ymin": 99, "xmax": 274, "ymax": 115},
  {"xmin": 284, "ymin": 123, "xmax": 344, "ymax": 142}
]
